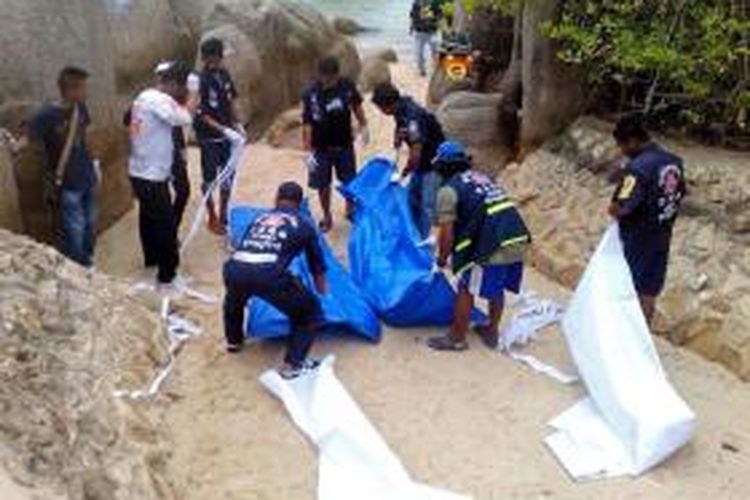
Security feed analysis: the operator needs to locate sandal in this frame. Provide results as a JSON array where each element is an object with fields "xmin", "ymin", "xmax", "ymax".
[
  {"xmin": 472, "ymin": 325, "xmax": 500, "ymax": 350},
  {"xmin": 427, "ymin": 334, "xmax": 469, "ymax": 352}
]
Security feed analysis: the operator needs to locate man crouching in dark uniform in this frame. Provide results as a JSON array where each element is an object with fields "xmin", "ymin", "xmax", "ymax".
[
  {"xmin": 609, "ymin": 116, "xmax": 686, "ymax": 326},
  {"xmin": 222, "ymin": 182, "xmax": 328, "ymax": 379}
]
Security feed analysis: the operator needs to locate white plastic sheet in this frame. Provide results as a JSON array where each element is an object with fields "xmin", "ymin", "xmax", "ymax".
[
  {"xmin": 261, "ymin": 357, "xmax": 471, "ymax": 500},
  {"xmin": 546, "ymin": 225, "xmax": 695, "ymax": 480}
]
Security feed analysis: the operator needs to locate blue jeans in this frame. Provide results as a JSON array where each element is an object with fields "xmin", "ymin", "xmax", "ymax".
[
  {"xmin": 59, "ymin": 187, "xmax": 96, "ymax": 267},
  {"xmin": 414, "ymin": 31, "xmax": 438, "ymax": 75},
  {"xmin": 409, "ymin": 170, "xmax": 441, "ymax": 238}
]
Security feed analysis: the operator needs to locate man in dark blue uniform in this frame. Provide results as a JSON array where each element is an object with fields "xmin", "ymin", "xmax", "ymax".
[
  {"xmin": 609, "ymin": 116, "xmax": 686, "ymax": 326},
  {"xmin": 429, "ymin": 141, "xmax": 531, "ymax": 351},
  {"xmin": 372, "ymin": 82, "xmax": 446, "ymax": 238},
  {"xmin": 222, "ymin": 182, "xmax": 328, "ymax": 379},
  {"xmin": 195, "ymin": 38, "xmax": 244, "ymax": 235},
  {"xmin": 302, "ymin": 57, "xmax": 368, "ymax": 233}
]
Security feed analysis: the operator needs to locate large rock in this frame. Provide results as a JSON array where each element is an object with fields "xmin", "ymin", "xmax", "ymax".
[
  {"xmin": 200, "ymin": 0, "xmax": 361, "ymax": 136},
  {"xmin": 0, "ymin": 229, "xmax": 173, "ymax": 498},
  {"xmin": 332, "ymin": 16, "xmax": 367, "ymax": 36},
  {"xmin": 359, "ymin": 55, "xmax": 392, "ymax": 94},
  {"xmin": 105, "ymin": 0, "xmax": 195, "ymax": 91},
  {"xmin": 0, "ymin": 146, "xmax": 21, "ymax": 233},
  {"xmin": 426, "ymin": 68, "xmax": 474, "ymax": 111},
  {"xmin": 502, "ymin": 117, "xmax": 750, "ymax": 380},
  {"xmin": 520, "ymin": 0, "xmax": 585, "ymax": 151},
  {"xmin": 0, "ymin": 0, "xmax": 134, "ymax": 244},
  {"xmin": 436, "ymin": 91, "xmax": 515, "ymax": 169}
]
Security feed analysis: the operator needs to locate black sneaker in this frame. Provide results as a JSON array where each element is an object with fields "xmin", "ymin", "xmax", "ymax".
[
  {"xmin": 225, "ymin": 342, "xmax": 243, "ymax": 354},
  {"xmin": 278, "ymin": 359, "xmax": 321, "ymax": 380}
]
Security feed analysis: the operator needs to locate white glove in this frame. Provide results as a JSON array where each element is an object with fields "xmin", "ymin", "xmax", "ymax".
[
  {"xmin": 359, "ymin": 126, "xmax": 371, "ymax": 147},
  {"xmin": 305, "ymin": 153, "xmax": 319, "ymax": 173},
  {"xmin": 223, "ymin": 127, "xmax": 244, "ymax": 144},
  {"xmin": 390, "ymin": 171, "xmax": 402, "ymax": 184},
  {"xmin": 233, "ymin": 122, "xmax": 247, "ymax": 138},
  {"xmin": 187, "ymin": 73, "xmax": 201, "ymax": 94}
]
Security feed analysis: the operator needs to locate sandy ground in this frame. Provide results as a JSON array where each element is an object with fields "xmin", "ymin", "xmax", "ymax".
[{"xmin": 97, "ymin": 63, "xmax": 750, "ymax": 499}]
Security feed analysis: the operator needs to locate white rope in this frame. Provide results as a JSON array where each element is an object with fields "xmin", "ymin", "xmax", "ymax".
[
  {"xmin": 113, "ymin": 297, "xmax": 203, "ymax": 400},
  {"xmin": 180, "ymin": 133, "xmax": 247, "ymax": 254}
]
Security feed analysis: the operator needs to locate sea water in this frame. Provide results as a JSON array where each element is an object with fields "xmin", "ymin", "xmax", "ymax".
[{"xmin": 302, "ymin": 0, "xmax": 415, "ymax": 60}]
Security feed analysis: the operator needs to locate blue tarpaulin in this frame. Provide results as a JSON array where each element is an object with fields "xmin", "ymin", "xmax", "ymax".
[
  {"xmin": 341, "ymin": 157, "xmax": 480, "ymax": 327},
  {"xmin": 228, "ymin": 205, "xmax": 381, "ymax": 342}
]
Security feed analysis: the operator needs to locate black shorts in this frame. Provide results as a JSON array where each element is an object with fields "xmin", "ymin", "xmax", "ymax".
[
  {"xmin": 199, "ymin": 139, "xmax": 232, "ymax": 192},
  {"xmin": 308, "ymin": 147, "xmax": 357, "ymax": 190},
  {"xmin": 622, "ymin": 243, "xmax": 670, "ymax": 297}
]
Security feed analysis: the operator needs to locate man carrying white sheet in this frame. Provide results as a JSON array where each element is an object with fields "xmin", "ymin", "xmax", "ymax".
[{"xmin": 609, "ymin": 115, "xmax": 686, "ymax": 325}]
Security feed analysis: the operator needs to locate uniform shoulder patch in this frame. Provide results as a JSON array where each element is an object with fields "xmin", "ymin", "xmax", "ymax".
[{"xmin": 618, "ymin": 174, "xmax": 638, "ymax": 200}]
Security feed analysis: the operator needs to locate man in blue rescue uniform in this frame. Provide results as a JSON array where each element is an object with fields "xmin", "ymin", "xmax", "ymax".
[
  {"xmin": 609, "ymin": 116, "xmax": 686, "ymax": 326},
  {"xmin": 429, "ymin": 142, "xmax": 531, "ymax": 351},
  {"xmin": 372, "ymin": 82, "xmax": 446, "ymax": 239},
  {"xmin": 195, "ymin": 38, "xmax": 245, "ymax": 235},
  {"xmin": 222, "ymin": 182, "xmax": 328, "ymax": 379},
  {"xmin": 302, "ymin": 57, "xmax": 368, "ymax": 233}
]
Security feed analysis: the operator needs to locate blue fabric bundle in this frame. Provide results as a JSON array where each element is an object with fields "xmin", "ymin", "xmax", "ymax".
[
  {"xmin": 341, "ymin": 157, "xmax": 480, "ymax": 327},
  {"xmin": 228, "ymin": 205, "xmax": 382, "ymax": 342}
]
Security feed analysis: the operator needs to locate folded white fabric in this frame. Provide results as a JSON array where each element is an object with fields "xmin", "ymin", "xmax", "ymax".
[
  {"xmin": 547, "ymin": 225, "xmax": 695, "ymax": 480},
  {"xmin": 261, "ymin": 356, "xmax": 472, "ymax": 500}
]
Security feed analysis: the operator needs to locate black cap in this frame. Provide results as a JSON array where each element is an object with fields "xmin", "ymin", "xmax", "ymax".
[
  {"xmin": 372, "ymin": 82, "xmax": 400, "ymax": 107},
  {"xmin": 277, "ymin": 181, "xmax": 304, "ymax": 204}
]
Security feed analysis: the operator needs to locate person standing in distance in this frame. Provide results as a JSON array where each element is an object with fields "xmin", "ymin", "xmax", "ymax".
[
  {"xmin": 222, "ymin": 182, "xmax": 328, "ymax": 379},
  {"xmin": 372, "ymin": 82, "xmax": 446, "ymax": 239},
  {"xmin": 302, "ymin": 57, "xmax": 368, "ymax": 233},
  {"xmin": 195, "ymin": 38, "xmax": 245, "ymax": 235},
  {"xmin": 609, "ymin": 115, "xmax": 687, "ymax": 326},
  {"xmin": 128, "ymin": 62, "xmax": 196, "ymax": 290},
  {"xmin": 29, "ymin": 67, "xmax": 99, "ymax": 268},
  {"xmin": 410, "ymin": 0, "xmax": 443, "ymax": 77}
]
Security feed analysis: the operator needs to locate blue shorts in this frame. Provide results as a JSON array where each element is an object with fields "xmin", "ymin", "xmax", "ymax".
[
  {"xmin": 458, "ymin": 262, "xmax": 524, "ymax": 300},
  {"xmin": 309, "ymin": 147, "xmax": 357, "ymax": 190},
  {"xmin": 199, "ymin": 139, "xmax": 232, "ymax": 192}
]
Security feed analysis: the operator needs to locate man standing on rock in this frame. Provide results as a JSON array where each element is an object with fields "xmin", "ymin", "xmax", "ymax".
[
  {"xmin": 410, "ymin": 0, "xmax": 443, "ymax": 77},
  {"xmin": 302, "ymin": 56, "xmax": 369, "ymax": 233},
  {"xmin": 29, "ymin": 67, "xmax": 99, "ymax": 268},
  {"xmin": 609, "ymin": 116, "xmax": 686, "ymax": 325},
  {"xmin": 222, "ymin": 182, "xmax": 328, "ymax": 379},
  {"xmin": 372, "ymin": 82, "xmax": 445, "ymax": 238},
  {"xmin": 195, "ymin": 38, "xmax": 245, "ymax": 235},
  {"xmin": 128, "ymin": 61, "xmax": 196, "ymax": 291},
  {"xmin": 429, "ymin": 141, "xmax": 531, "ymax": 351}
]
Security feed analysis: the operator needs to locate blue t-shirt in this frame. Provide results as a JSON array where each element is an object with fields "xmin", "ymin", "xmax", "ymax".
[
  {"xmin": 194, "ymin": 67, "xmax": 238, "ymax": 141},
  {"xmin": 612, "ymin": 143, "xmax": 686, "ymax": 254},
  {"xmin": 394, "ymin": 96, "xmax": 445, "ymax": 172},
  {"xmin": 30, "ymin": 102, "xmax": 96, "ymax": 191}
]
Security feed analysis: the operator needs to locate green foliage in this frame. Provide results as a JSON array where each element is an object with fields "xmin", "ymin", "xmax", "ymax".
[
  {"xmin": 543, "ymin": 0, "xmax": 750, "ymax": 134},
  {"xmin": 461, "ymin": 0, "xmax": 521, "ymax": 15}
]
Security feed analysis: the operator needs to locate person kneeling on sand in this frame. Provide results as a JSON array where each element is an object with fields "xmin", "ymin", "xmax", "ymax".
[
  {"xmin": 428, "ymin": 141, "xmax": 531, "ymax": 351},
  {"xmin": 222, "ymin": 182, "xmax": 328, "ymax": 379}
]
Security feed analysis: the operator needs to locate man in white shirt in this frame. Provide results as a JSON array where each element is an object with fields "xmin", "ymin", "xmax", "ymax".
[{"xmin": 128, "ymin": 61, "xmax": 196, "ymax": 287}]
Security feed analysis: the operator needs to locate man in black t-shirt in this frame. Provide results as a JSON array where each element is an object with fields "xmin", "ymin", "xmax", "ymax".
[
  {"xmin": 302, "ymin": 57, "xmax": 368, "ymax": 233},
  {"xmin": 29, "ymin": 67, "xmax": 98, "ymax": 268},
  {"xmin": 194, "ymin": 38, "xmax": 244, "ymax": 235}
]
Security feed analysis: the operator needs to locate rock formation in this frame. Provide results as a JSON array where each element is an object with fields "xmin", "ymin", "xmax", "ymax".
[
  {"xmin": 0, "ymin": 229, "xmax": 174, "ymax": 498},
  {"xmin": 502, "ymin": 118, "xmax": 750, "ymax": 379}
]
